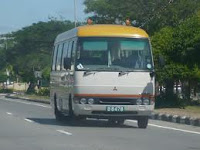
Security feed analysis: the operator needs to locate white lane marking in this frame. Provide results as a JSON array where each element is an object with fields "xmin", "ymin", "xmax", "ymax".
[
  {"xmin": 56, "ymin": 130, "xmax": 72, "ymax": 136},
  {"xmin": 34, "ymin": 103, "xmax": 50, "ymax": 108},
  {"xmin": 127, "ymin": 120, "xmax": 200, "ymax": 135},
  {"xmin": 0, "ymin": 98, "xmax": 51, "ymax": 108},
  {"xmin": 24, "ymin": 118, "xmax": 34, "ymax": 123},
  {"xmin": 6, "ymin": 112, "xmax": 13, "ymax": 115}
]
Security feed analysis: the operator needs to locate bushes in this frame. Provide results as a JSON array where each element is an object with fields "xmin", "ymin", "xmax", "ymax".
[
  {"xmin": 37, "ymin": 88, "xmax": 50, "ymax": 96},
  {"xmin": 0, "ymin": 88, "xmax": 13, "ymax": 93},
  {"xmin": 155, "ymin": 93, "xmax": 188, "ymax": 108},
  {"xmin": 25, "ymin": 87, "xmax": 50, "ymax": 96}
]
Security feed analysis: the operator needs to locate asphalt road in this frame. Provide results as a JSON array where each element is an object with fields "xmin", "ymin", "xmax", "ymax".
[{"xmin": 0, "ymin": 95, "xmax": 200, "ymax": 150}]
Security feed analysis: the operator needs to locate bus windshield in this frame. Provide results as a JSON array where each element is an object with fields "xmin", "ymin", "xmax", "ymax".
[{"xmin": 76, "ymin": 37, "xmax": 153, "ymax": 72}]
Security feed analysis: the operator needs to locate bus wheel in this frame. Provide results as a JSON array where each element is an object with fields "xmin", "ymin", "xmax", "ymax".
[
  {"xmin": 137, "ymin": 117, "xmax": 148, "ymax": 129},
  {"xmin": 54, "ymin": 99, "xmax": 64, "ymax": 121},
  {"xmin": 68, "ymin": 95, "xmax": 74, "ymax": 119}
]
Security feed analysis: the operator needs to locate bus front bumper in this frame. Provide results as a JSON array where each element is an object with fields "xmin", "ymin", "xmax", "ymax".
[{"xmin": 73, "ymin": 104, "xmax": 154, "ymax": 119}]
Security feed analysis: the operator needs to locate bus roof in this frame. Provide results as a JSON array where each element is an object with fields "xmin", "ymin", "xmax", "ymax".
[
  {"xmin": 77, "ymin": 25, "xmax": 149, "ymax": 38},
  {"xmin": 55, "ymin": 25, "xmax": 149, "ymax": 43}
]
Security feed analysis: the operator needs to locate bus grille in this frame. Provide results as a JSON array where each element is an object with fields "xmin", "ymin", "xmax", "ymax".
[
  {"xmin": 92, "ymin": 111, "xmax": 138, "ymax": 115},
  {"xmin": 98, "ymin": 98, "xmax": 135, "ymax": 105}
]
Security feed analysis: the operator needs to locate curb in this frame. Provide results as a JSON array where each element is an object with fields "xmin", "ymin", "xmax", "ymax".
[
  {"xmin": 151, "ymin": 113, "xmax": 200, "ymax": 127},
  {"xmin": 5, "ymin": 95, "xmax": 50, "ymax": 104}
]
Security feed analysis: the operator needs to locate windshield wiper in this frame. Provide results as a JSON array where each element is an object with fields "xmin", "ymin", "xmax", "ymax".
[
  {"xmin": 83, "ymin": 68, "xmax": 120, "ymax": 76},
  {"xmin": 97, "ymin": 67, "xmax": 120, "ymax": 71},
  {"xmin": 83, "ymin": 70, "xmax": 98, "ymax": 76},
  {"xmin": 118, "ymin": 71, "xmax": 130, "ymax": 76},
  {"xmin": 83, "ymin": 68, "xmax": 119, "ymax": 76}
]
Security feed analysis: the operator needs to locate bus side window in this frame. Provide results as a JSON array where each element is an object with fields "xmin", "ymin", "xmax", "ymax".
[
  {"xmin": 67, "ymin": 41, "xmax": 73, "ymax": 58},
  {"xmin": 52, "ymin": 45, "xmax": 59, "ymax": 71},
  {"xmin": 61, "ymin": 42, "xmax": 69, "ymax": 70},
  {"xmin": 71, "ymin": 41, "xmax": 76, "ymax": 66},
  {"xmin": 63, "ymin": 41, "xmax": 73, "ymax": 70},
  {"xmin": 56, "ymin": 43, "xmax": 64, "ymax": 71}
]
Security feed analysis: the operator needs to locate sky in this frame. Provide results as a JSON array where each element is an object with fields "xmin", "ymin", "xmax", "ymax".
[{"xmin": 0, "ymin": 0, "xmax": 89, "ymax": 34}]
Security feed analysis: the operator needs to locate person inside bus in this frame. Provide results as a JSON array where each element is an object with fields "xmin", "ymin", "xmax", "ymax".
[
  {"xmin": 110, "ymin": 42, "xmax": 121, "ymax": 65},
  {"xmin": 125, "ymin": 50, "xmax": 141, "ymax": 69}
]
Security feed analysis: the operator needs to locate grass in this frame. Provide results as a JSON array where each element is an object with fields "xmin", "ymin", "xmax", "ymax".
[
  {"xmin": 24, "ymin": 94, "xmax": 49, "ymax": 100},
  {"xmin": 185, "ymin": 106, "xmax": 200, "ymax": 113},
  {"xmin": 16, "ymin": 93, "xmax": 49, "ymax": 101},
  {"xmin": 154, "ymin": 105, "xmax": 200, "ymax": 119}
]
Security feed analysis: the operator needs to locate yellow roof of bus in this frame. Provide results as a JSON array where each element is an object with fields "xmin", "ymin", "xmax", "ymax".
[
  {"xmin": 55, "ymin": 24, "xmax": 149, "ymax": 44},
  {"xmin": 77, "ymin": 25, "xmax": 149, "ymax": 38}
]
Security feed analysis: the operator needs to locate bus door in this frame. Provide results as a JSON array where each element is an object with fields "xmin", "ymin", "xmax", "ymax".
[{"xmin": 62, "ymin": 40, "xmax": 76, "ymax": 113}]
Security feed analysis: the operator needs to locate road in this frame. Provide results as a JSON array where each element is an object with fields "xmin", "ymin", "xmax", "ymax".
[{"xmin": 0, "ymin": 95, "xmax": 200, "ymax": 150}]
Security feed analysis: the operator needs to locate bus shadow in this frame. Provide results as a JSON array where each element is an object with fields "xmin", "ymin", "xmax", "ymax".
[{"xmin": 27, "ymin": 117, "xmax": 137, "ymax": 128}]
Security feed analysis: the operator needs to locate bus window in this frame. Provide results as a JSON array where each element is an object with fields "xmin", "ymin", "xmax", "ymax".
[
  {"xmin": 63, "ymin": 41, "xmax": 73, "ymax": 70},
  {"xmin": 56, "ymin": 43, "xmax": 64, "ymax": 71},
  {"xmin": 77, "ymin": 40, "xmax": 108, "ymax": 68},
  {"xmin": 67, "ymin": 41, "xmax": 73, "ymax": 58},
  {"xmin": 52, "ymin": 45, "xmax": 59, "ymax": 71},
  {"xmin": 61, "ymin": 42, "xmax": 69, "ymax": 70},
  {"xmin": 76, "ymin": 38, "xmax": 152, "ymax": 71},
  {"xmin": 71, "ymin": 41, "xmax": 76, "ymax": 66}
]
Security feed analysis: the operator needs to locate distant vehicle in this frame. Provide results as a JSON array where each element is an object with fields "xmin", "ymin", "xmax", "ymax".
[
  {"xmin": 159, "ymin": 85, "xmax": 182, "ymax": 94},
  {"xmin": 50, "ymin": 20, "xmax": 155, "ymax": 128}
]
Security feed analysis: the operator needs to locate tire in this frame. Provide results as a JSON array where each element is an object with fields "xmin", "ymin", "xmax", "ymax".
[
  {"xmin": 63, "ymin": 95, "xmax": 77, "ymax": 123},
  {"xmin": 68, "ymin": 95, "xmax": 74, "ymax": 118},
  {"xmin": 54, "ymin": 99, "xmax": 64, "ymax": 121},
  {"xmin": 137, "ymin": 117, "xmax": 149, "ymax": 129}
]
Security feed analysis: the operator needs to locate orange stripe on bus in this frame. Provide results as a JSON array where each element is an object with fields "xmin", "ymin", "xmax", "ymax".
[{"xmin": 74, "ymin": 94, "xmax": 154, "ymax": 98}]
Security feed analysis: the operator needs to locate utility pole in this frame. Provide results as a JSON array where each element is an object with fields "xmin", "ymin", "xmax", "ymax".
[{"xmin": 74, "ymin": 0, "xmax": 77, "ymax": 27}]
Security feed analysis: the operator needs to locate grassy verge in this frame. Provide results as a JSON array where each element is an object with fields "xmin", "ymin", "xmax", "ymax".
[
  {"xmin": 24, "ymin": 94, "xmax": 49, "ymax": 101},
  {"xmin": 154, "ymin": 106, "xmax": 200, "ymax": 119},
  {"xmin": 16, "ymin": 94, "xmax": 49, "ymax": 101}
]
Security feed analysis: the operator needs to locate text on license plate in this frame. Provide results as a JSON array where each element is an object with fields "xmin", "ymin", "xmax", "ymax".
[{"xmin": 106, "ymin": 106, "xmax": 125, "ymax": 112}]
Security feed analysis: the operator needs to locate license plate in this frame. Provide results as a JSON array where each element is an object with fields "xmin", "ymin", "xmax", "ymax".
[{"xmin": 106, "ymin": 106, "xmax": 125, "ymax": 112}]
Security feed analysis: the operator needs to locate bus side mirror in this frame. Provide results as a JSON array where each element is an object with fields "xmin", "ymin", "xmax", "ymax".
[
  {"xmin": 158, "ymin": 55, "xmax": 165, "ymax": 67},
  {"xmin": 64, "ymin": 57, "xmax": 71, "ymax": 70}
]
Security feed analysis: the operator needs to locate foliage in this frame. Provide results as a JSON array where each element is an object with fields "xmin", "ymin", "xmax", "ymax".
[
  {"xmin": 0, "ymin": 20, "xmax": 75, "ymax": 86},
  {"xmin": 42, "ymin": 66, "xmax": 51, "ymax": 81},
  {"xmin": 0, "ymin": 88, "xmax": 13, "ymax": 93},
  {"xmin": 152, "ymin": 12, "xmax": 200, "ymax": 101},
  {"xmin": 0, "ymin": 72, "xmax": 7, "ymax": 82},
  {"xmin": 36, "ymin": 88, "xmax": 50, "ymax": 96},
  {"xmin": 0, "ymin": 49, "xmax": 7, "ymax": 70},
  {"xmin": 155, "ymin": 93, "xmax": 187, "ymax": 108},
  {"xmin": 84, "ymin": 0, "xmax": 200, "ymax": 34}
]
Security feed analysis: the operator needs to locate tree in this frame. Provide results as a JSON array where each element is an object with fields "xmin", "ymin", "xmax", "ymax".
[
  {"xmin": 0, "ymin": 19, "xmax": 75, "ymax": 90},
  {"xmin": 151, "ymin": 11, "xmax": 200, "ymax": 104},
  {"xmin": 84, "ymin": 0, "xmax": 200, "ymax": 34},
  {"xmin": 0, "ymin": 72, "xmax": 7, "ymax": 83}
]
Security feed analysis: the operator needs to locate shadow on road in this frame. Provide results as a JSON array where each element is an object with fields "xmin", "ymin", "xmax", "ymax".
[{"xmin": 27, "ymin": 117, "xmax": 137, "ymax": 128}]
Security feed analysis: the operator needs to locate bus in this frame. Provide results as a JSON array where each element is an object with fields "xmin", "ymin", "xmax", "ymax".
[{"xmin": 50, "ymin": 22, "xmax": 155, "ymax": 128}]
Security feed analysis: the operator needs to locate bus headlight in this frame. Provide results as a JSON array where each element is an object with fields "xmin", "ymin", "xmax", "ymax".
[
  {"xmin": 136, "ymin": 98, "xmax": 142, "ymax": 105},
  {"xmin": 143, "ymin": 98, "xmax": 150, "ymax": 105},
  {"xmin": 80, "ymin": 98, "xmax": 87, "ymax": 104},
  {"xmin": 88, "ymin": 98, "xmax": 95, "ymax": 105}
]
